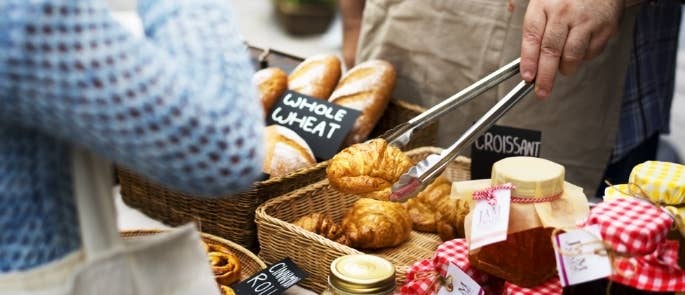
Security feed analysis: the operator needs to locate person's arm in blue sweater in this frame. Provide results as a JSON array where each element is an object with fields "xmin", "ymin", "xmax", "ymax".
[{"xmin": 0, "ymin": 0, "xmax": 264, "ymax": 196}]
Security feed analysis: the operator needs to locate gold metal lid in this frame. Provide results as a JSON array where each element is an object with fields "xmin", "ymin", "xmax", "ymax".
[{"xmin": 329, "ymin": 255, "xmax": 396, "ymax": 294}]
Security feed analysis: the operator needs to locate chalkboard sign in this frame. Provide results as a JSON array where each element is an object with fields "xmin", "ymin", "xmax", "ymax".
[
  {"xmin": 232, "ymin": 258, "xmax": 307, "ymax": 295},
  {"xmin": 267, "ymin": 90, "xmax": 361, "ymax": 160},
  {"xmin": 470, "ymin": 125, "xmax": 541, "ymax": 179}
]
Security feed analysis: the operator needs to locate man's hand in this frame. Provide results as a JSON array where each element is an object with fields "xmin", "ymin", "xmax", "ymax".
[{"xmin": 520, "ymin": 0, "xmax": 625, "ymax": 99}]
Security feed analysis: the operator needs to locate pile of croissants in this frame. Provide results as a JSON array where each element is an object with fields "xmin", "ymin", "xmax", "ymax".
[
  {"xmin": 292, "ymin": 139, "xmax": 472, "ymax": 250},
  {"xmin": 254, "ymin": 55, "xmax": 396, "ymax": 178},
  {"xmin": 201, "ymin": 240, "xmax": 242, "ymax": 295}
]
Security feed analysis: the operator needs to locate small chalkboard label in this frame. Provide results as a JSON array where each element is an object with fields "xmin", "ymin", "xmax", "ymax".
[
  {"xmin": 232, "ymin": 258, "xmax": 307, "ymax": 295},
  {"xmin": 267, "ymin": 90, "xmax": 361, "ymax": 160},
  {"xmin": 470, "ymin": 125, "xmax": 541, "ymax": 179}
]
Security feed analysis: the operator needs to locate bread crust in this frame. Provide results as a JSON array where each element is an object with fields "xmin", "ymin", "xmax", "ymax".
[
  {"xmin": 253, "ymin": 67, "xmax": 288, "ymax": 114},
  {"xmin": 288, "ymin": 54, "xmax": 341, "ymax": 99},
  {"xmin": 263, "ymin": 125, "xmax": 316, "ymax": 178}
]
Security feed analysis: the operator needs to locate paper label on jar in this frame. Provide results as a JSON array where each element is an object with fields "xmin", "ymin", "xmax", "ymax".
[
  {"xmin": 554, "ymin": 225, "xmax": 612, "ymax": 286},
  {"xmin": 437, "ymin": 262, "xmax": 484, "ymax": 295},
  {"xmin": 469, "ymin": 186, "xmax": 511, "ymax": 250}
]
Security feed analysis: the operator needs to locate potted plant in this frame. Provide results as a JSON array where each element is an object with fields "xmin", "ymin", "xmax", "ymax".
[{"xmin": 274, "ymin": 0, "xmax": 337, "ymax": 36}]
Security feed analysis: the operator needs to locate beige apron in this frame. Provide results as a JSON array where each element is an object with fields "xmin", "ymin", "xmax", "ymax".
[
  {"xmin": 357, "ymin": 0, "xmax": 638, "ymax": 195},
  {"xmin": 0, "ymin": 150, "xmax": 220, "ymax": 295}
]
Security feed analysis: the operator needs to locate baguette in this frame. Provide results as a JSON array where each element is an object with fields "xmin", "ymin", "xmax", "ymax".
[
  {"xmin": 288, "ymin": 54, "xmax": 341, "ymax": 99},
  {"xmin": 253, "ymin": 67, "xmax": 288, "ymax": 114},
  {"xmin": 263, "ymin": 125, "xmax": 317, "ymax": 178},
  {"xmin": 328, "ymin": 60, "xmax": 396, "ymax": 146}
]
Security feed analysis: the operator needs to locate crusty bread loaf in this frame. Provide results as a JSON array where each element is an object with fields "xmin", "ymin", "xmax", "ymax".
[
  {"xmin": 329, "ymin": 60, "xmax": 396, "ymax": 146},
  {"xmin": 263, "ymin": 125, "xmax": 317, "ymax": 178},
  {"xmin": 253, "ymin": 67, "xmax": 288, "ymax": 114},
  {"xmin": 288, "ymin": 54, "xmax": 341, "ymax": 99}
]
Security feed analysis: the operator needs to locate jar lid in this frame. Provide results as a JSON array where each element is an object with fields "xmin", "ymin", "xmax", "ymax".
[
  {"xmin": 491, "ymin": 156, "xmax": 565, "ymax": 199},
  {"xmin": 329, "ymin": 255, "xmax": 396, "ymax": 294}
]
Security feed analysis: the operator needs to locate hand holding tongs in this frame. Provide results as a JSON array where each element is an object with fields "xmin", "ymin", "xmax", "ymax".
[{"xmin": 386, "ymin": 58, "xmax": 534, "ymax": 202}]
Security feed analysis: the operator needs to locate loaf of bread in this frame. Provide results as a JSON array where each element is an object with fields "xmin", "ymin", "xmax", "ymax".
[
  {"xmin": 342, "ymin": 198, "xmax": 412, "ymax": 249},
  {"xmin": 329, "ymin": 60, "xmax": 396, "ymax": 146},
  {"xmin": 253, "ymin": 67, "xmax": 288, "ymax": 114},
  {"xmin": 263, "ymin": 125, "xmax": 317, "ymax": 178},
  {"xmin": 326, "ymin": 139, "xmax": 413, "ymax": 201},
  {"xmin": 288, "ymin": 54, "xmax": 341, "ymax": 99}
]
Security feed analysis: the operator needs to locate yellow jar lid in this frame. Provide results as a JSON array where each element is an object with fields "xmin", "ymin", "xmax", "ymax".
[
  {"xmin": 491, "ymin": 156, "xmax": 565, "ymax": 199},
  {"xmin": 329, "ymin": 255, "xmax": 395, "ymax": 294}
]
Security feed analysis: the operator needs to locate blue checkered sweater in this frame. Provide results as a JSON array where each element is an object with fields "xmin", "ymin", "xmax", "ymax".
[{"xmin": 0, "ymin": 0, "xmax": 264, "ymax": 272}]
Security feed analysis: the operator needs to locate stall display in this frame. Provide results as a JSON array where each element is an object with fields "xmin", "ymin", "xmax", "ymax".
[
  {"xmin": 255, "ymin": 147, "xmax": 471, "ymax": 292},
  {"xmin": 118, "ymin": 47, "xmax": 437, "ymax": 250},
  {"xmin": 113, "ymin": 47, "xmax": 685, "ymax": 295}
]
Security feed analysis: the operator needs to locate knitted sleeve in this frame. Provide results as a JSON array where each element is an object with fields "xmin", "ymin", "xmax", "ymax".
[{"xmin": 0, "ymin": 0, "xmax": 265, "ymax": 196}]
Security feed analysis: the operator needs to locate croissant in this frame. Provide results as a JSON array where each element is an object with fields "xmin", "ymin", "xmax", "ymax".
[
  {"xmin": 404, "ymin": 177, "xmax": 452, "ymax": 232},
  {"xmin": 342, "ymin": 198, "xmax": 412, "ymax": 249},
  {"xmin": 435, "ymin": 196, "xmax": 471, "ymax": 241},
  {"xmin": 293, "ymin": 213, "xmax": 350, "ymax": 246},
  {"xmin": 205, "ymin": 242, "xmax": 242, "ymax": 286},
  {"xmin": 327, "ymin": 139, "xmax": 413, "ymax": 201}
]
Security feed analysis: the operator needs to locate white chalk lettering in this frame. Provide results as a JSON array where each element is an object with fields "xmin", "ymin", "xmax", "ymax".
[
  {"xmin": 474, "ymin": 132, "xmax": 540, "ymax": 156},
  {"xmin": 282, "ymin": 93, "xmax": 298, "ymax": 107},
  {"xmin": 301, "ymin": 116, "xmax": 316, "ymax": 133},
  {"xmin": 311, "ymin": 121, "xmax": 327, "ymax": 137},
  {"xmin": 269, "ymin": 263, "xmax": 300, "ymax": 289},
  {"xmin": 334, "ymin": 109, "xmax": 347, "ymax": 122},
  {"xmin": 327, "ymin": 123, "xmax": 341, "ymax": 139},
  {"xmin": 248, "ymin": 273, "xmax": 268, "ymax": 288}
]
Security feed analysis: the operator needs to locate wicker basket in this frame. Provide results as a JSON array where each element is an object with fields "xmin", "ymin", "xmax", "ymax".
[
  {"xmin": 120, "ymin": 230, "xmax": 266, "ymax": 281},
  {"xmin": 255, "ymin": 147, "xmax": 471, "ymax": 292},
  {"xmin": 119, "ymin": 47, "xmax": 437, "ymax": 251}
]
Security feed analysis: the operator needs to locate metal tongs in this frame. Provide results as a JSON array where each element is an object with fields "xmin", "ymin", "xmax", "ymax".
[{"xmin": 387, "ymin": 58, "xmax": 534, "ymax": 202}]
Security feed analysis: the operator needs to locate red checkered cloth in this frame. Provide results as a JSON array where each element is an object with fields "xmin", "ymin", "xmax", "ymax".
[
  {"xmin": 401, "ymin": 239, "xmax": 503, "ymax": 295},
  {"xmin": 504, "ymin": 277, "xmax": 562, "ymax": 295},
  {"xmin": 580, "ymin": 197, "xmax": 685, "ymax": 292}
]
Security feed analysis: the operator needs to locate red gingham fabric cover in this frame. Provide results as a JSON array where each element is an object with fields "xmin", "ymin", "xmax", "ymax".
[
  {"xmin": 581, "ymin": 197, "xmax": 685, "ymax": 292},
  {"xmin": 401, "ymin": 239, "xmax": 503, "ymax": 294},
  {"xmin": 504, "ymin": 277, "xmax": 562, "ymax": 295}
]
